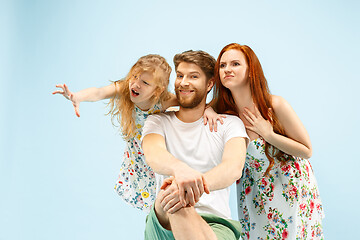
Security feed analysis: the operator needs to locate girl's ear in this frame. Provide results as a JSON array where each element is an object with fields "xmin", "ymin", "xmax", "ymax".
[
  {"xmin": 159, "ymin": 86, "xmax": 165, "ymax": 93},
  {"xmin": 153, "ymin": 86, "xmax": 164, "ymax": 99}
]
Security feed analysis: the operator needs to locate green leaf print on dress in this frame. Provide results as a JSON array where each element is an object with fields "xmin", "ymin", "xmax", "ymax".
[{"xmin": 237, "ymin": 138, "xmax": 324, "ymax": 239}]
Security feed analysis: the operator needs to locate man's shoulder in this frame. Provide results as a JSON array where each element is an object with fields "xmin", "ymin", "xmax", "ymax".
[
  {"xmin": 222, "ymin": 114, "xmax": 245, "ymax": 127},
  {"xmin": 147, "ymin": 111, "xmax": 174, "ymax": 121}
]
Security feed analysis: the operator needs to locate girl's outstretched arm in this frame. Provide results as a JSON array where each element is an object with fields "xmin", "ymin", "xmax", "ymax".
[
  {"xmin": 242, "ymin": 95, "xmax": 312, "ymax": 159},
  {"xmin": 52, "ymin": 83, "xmax": 119, "ymax": 117}
]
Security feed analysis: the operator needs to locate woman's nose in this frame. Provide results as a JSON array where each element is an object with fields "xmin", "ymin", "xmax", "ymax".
[{"xmin": 224, "ymin": 65, "xmax": 231, "ymax": 73}]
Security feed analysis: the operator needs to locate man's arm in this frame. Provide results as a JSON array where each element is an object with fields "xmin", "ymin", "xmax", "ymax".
[
  {"xmin": 203, "ymin": 137, "xmax": 247, "ymax": 191},
  {"xmin": 158, "ymin": 136, "xmax": 247, "ymax": 214},
  {"xmin": 142, "ymin": 133, "xmax": 208, "ymax": 206}
]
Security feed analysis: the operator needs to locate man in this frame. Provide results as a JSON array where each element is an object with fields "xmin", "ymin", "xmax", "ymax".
[{"xmin": 142, "ymin": 50, "xmax": 249, "ymax": 240}]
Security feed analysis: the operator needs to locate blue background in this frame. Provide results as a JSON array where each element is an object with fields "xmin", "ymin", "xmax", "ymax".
[{"xmin": 1, "ymin": 0, "xmax": 359, "ymax": 239}]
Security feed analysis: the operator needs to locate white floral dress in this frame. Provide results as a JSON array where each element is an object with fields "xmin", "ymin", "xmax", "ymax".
[
  {"xmin": 114, "ymin": 103, "xmax": 162, "ymax": 212},
  {"xmin": 237, "ymin": 138, "xmax": 324, "ymax": 240}
]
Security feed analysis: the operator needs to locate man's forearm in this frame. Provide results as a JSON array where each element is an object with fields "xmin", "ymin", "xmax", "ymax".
[
  {"xmin": 144, "ymin": 146, "xmax": 186, "ymax": 176},
  {"xmin": 204, "ymin": 137, "xmax": 247, "ymax": 192},
  {"xmin": 203, "ymin": 160, "xmax": 243, "ymax": 191}
]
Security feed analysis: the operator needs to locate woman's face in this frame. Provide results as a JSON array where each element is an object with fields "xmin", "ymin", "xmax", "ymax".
[{"xmin": 219, "ymin": 49, "xmax": 249, "ymax": 90}]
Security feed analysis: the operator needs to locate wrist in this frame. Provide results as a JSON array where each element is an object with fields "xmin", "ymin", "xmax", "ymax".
[
  {"xmin": 263, "ymin": 131, "xmax": 275, "ymax": 143},
  {"xmin": 171, "ymin": 161, "xmax": 189, "ymax": 176}
]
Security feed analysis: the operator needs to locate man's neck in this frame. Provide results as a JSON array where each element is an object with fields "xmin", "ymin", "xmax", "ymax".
[{"xmin": 175, "ymin": 101, "xmax": 206, "ymax": 123}]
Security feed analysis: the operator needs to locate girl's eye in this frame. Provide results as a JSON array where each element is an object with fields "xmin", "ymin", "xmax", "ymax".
[
  {"xmin": 220, "ymin": 64, "xmax": 225, "ymax": 68},
  {"xmin": 142, "ymin": 80, "xmax": 149, "ymax": 85},
  {"xmin": 233, "ymin": 62, "xmax": 240, "ymax": 66},
  {"xmin": 177, "ymin": 75, "xmax": 183, "ymax": 79},
  {"xmin": 192, "ymin": 75, "xmax": 199, "ymax": 79}
]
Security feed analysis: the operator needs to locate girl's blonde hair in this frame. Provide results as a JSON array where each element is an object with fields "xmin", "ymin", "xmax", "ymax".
[{"xmin": 108, "ymin": 54, "xmax": 172, "ymax": 139}]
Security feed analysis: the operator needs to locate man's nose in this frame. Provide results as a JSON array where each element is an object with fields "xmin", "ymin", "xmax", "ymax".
[{"xmin": 180, "ymin": 77, "xmax": 190, "ymax": 86}]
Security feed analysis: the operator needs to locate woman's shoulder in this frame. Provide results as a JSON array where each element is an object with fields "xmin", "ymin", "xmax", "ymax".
[
  {"xmin": 270, "ymin": 95, "xmax": 290, "ymax": 112},
  {"xmin": 271, "ymin": 95, "xmax": 285, "ymax": 106}
]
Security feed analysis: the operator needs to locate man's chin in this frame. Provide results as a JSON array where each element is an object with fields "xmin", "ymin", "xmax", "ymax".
[{"xmin": 178, "ymin": 98, "xmax": 202, "ymax": 109}]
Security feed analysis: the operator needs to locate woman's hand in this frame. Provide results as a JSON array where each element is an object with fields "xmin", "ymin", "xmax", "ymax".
[
  {"xmin": 52, "ymin": 84, "xmax": 81, "ymax": 117},
  {"xmin": 203, "ymin": 107, "xmax": 226, "ymax": 132},
  {"xmin": 242, "ymin": 105, "xmax": 273, "ymax": 141}
]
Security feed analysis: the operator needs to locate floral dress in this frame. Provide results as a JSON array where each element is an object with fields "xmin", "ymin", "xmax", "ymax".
[
  {"xmin": 114, "ymin": 103, "xmax": 162, "ymax": 212},
  {"xmin": 237, "ymin": 138, "xmax": 324, "ymax": 240}
]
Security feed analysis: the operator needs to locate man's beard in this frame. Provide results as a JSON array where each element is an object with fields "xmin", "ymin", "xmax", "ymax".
[{"xmin": 175, "ymin": 88, "xmax": 206, "ymax": 109}]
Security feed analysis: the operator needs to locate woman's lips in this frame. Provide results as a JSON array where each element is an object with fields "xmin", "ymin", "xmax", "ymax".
[{"xmin": 224, "ymin": 75, "xmax": 234, "ymax": 79}]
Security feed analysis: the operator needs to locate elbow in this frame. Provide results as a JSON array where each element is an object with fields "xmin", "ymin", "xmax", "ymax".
[
  {"xmin": 142, "ymin": 144, "xmax": 153, "ymax": 166},
  {"xmin": 302, "ymin": 145, "xmax": 312, "ymax": 159},
  {"xmin": 304, "ymin": 148, "xmax": 312, "ymax": 159},
  {"xmin": 231, "ymin": 163, "xmax": 244, "ymax": 183},
  {"xmin": 143, "ymin": 154, "xmax": 155, "ymax": 169},
  {"xmin": 143, "ymin": 155, "xmax": 152, "ymax": 167}
]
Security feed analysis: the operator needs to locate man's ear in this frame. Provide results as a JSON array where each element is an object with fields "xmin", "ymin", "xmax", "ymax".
[{"xmin": 207, "ymin": 77, "xmax": 215, "ymax": 92}]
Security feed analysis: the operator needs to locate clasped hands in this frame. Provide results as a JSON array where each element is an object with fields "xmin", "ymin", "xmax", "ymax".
[{"xmin": 158, "ymin": 172, "xmax": 210, "ymax": 214}]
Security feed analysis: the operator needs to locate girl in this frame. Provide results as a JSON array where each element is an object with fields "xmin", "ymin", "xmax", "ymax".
[
  {"xmin": 53, "ymin": 54, "xmax": 175, "ymax": 212},
  {"xmin": 53, "ymin": 54, "xmax": 221, "ymax": 212},
  {"xmin": 212, "ymin": 44, "xmax": 324, "ymax": 239}
]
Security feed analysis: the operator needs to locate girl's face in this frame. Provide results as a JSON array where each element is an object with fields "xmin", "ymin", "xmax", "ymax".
[
  {"xmin": 219, "ymin": 49, "xmax": 249, "ymax": 90},
  {"xmin": 129, "ymin": 71, "xmax": 159, "ymax": 110}
]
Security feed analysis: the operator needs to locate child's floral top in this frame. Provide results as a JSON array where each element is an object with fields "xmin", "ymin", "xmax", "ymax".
[
  {"xmin": 114, "ymin": 103, "xmax": 162, "ymax": 212},
  {"xmin": 237, "ymin": 138, "xmax": 324, "ymax": 240}
]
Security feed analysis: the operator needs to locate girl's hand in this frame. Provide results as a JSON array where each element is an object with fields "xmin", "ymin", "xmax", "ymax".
[
  {"xmin": 52, "ymin": 84, "xmax": 81, "ymax": 117},
  {"xmin": 243, "ymin": 105, "xmax": 273, "ymax": 140},
  {"xmin": 203, "ymin": 107, "xmax": 226, "ymax": 132}
]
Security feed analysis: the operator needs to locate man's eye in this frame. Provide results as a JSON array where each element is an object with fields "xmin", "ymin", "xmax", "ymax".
[
  {"xmin": 192, "ymin": 75, "xmax": 198, "ymax": 79},
  {"xmin": 177, "ymin": 75, "xmax": 183, "ymax": 78}
]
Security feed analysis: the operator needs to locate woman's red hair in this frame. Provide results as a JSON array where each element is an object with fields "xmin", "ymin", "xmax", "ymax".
[{"xmin": 213, "ymin": 43, "xmax": 288, "ymax": 176}]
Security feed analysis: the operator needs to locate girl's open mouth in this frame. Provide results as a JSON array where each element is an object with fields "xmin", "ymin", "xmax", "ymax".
[{"xmin": 131, "ymin": 89, "xmax": 139, "ymax": 96}]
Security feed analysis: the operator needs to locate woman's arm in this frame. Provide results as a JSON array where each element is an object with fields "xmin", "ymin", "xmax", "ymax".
[
  {"xmin": 52, "ymin": 83, "xmax": 120, "ymax": 117},
  {"xmin": 243, "ymin": 95, "xmax": 312, "ymax": 159}
]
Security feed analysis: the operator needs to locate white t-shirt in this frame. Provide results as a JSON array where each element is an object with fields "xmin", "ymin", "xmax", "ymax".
[{"xmin": 142, "ymin": 112, "xmax": 249, "ymax": 219}]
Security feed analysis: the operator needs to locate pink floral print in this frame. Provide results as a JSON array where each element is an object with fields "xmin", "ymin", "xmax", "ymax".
[{"xmin": 237, "ymin": 138, "xmax": 324, "ymax": 239}]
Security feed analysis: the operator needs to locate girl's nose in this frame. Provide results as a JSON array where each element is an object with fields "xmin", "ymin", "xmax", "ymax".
[{"xmin": 132, "ymin": 78, "xmax": 140, "ymax": 88}]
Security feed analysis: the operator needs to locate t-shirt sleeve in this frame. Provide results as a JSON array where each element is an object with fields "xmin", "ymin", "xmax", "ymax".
[
  {"xmin": 141, "ymin": 114, "xmax": 165, "ymax": 143},
  {"xmin": 223, "ymin": 116, "xmax": 250, "ymax": 145}
]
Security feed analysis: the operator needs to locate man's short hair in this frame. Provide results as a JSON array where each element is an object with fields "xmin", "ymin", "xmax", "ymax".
[{"xmin": 173, "ymin": 50, "xmax": 216, "ymax": 81}]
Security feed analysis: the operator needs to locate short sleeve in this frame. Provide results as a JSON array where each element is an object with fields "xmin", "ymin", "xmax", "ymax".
[
  {"xmin": 141, "ymin": 114, "xmax": 165, "ymax": 143},
  {"xmin": 223, "ymin": 116, "xmax": 250, "ymax": 146}
]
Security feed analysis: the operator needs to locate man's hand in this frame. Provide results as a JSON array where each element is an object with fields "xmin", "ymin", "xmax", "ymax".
[
  {"xmin": 158, "ymin": 177, "xmax": 184, "ymax": 214},
  {"xmin": 173, "ymin": 164, "xmax": 210, "ymax": 207}
]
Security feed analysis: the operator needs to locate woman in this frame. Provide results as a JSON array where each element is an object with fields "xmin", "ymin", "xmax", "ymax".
[{"xmin": 212, "ymin": 43, "xmax": 324, "ymax": 239}]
